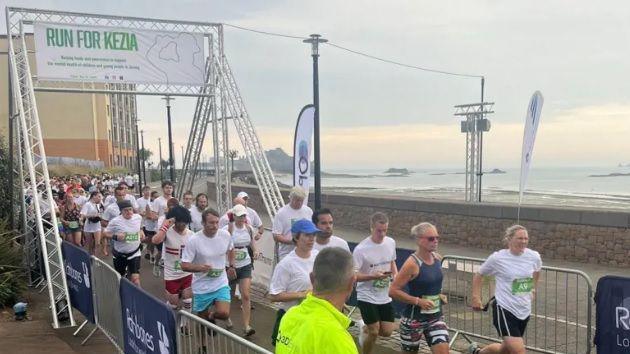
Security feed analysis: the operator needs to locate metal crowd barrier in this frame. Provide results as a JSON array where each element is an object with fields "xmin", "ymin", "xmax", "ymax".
[
  {"xmin": 177, "ymin": 311, "xmax": 272, "ymax": 354},
  {"xmin": 441, "ymin": 255, "xmax": 593, "ymax": 354},
  {"xmin": 90, "ymin": 257, "xmax": 124, "ymax": 352}
]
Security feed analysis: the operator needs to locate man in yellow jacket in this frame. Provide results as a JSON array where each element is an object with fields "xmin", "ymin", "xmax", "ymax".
[{"xmin": 275, "ymin": 247, "xmax": 359, "ymax": 354}]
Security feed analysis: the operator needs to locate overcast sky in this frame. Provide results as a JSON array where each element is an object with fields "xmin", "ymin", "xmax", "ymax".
[{"xmin": 4, "ymin": 1, "xmax": 630, "ymax": 169}]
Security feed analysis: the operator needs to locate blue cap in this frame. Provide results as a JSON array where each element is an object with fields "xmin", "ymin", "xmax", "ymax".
[{"xmin": 291, "ymin": 219, "xmax": 321, "ymax": 234}]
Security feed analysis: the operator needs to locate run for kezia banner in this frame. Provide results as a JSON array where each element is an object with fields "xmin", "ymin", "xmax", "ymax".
[
  {"xmin": 293, "ymin": 105, "xmax": 315, "ymax": 198},
  {"xmin": 33, "ymin": 22, "xmax": 205, "ymax": 86},
  {"xmin": 518, "ymin": 91, "xmax": 544, "ymax": 206}
]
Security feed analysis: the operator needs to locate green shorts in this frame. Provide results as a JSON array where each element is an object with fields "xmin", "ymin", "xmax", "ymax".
[{"xmin": 357, "ymin": 300, "xmax": 395, "ymax": 325}]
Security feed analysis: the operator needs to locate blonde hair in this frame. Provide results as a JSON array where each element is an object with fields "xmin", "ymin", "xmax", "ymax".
[
  {"xmin": 289, "ymin": 187, "xmax": 307, "ymax": 200},
  {"xmin": 411, "ymin": 222, "xmax": 436, "ymax": 238},
  {"xmin": 503, "ymin": 224, "xmax": 527, "ymax": 245}
]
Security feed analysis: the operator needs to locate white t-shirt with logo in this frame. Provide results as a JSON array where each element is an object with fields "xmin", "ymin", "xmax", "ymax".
[
  {"xmin": 269, "ymin": 249, "xmax": 318, "ymax": 311},
  {"xmin": 478, "ymin": 248, "xmax": 542, "ymax": 320},
  {"xmin": 353, "ymin": 236, "xmax": 397, "ymax": 305},
  {"xmin": 189, "ymin": 206, "xmax": 204, "ymax": 232},
  {"xmin": 313, "ymin": 235, "xmax": 351, "ymax": 253},
  {"xmin": 105, "ymin": 214, "xmax": 142, "ymax": 258},
  {"xmin": 80, "ymin": 201, "xmax": 103, "ymax": 233},
  {"xmin": 271, "ymin": 204, "xmax": 313, "ymax": 260},
  {"xmin": 163, "ymin": 227, "xmax": 193, "ymax": 281},
  {"xmin": 136, "ymin": 197, "xmax": 157, "ymax": 231},
  {"xmin": 181, "ymin": 229, "xmax": 234, "ymax": 294},
  {"xmin": 222, "ymin": 224, "xmax": 253, "ymax": 269}
]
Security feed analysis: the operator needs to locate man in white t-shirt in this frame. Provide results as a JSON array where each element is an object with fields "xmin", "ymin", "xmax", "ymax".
[
  {"xmin": 103, "ymin": 200, "xmax": 145, "ymax": 286},
  {"xmin": 182, "ymin": 190, "xmax": 194, "ymax": 210},
  {"xmin": 272, "ymin": 187, "xmax": 313, "ymax": 261},
  {"xmin": 152, "ymin": 205, "xmax": 194, "ymax": 317},
  {"xmin": 153, "ymin": 180, "xmax": 174, "ymax": 219},
  {"xmin": 189, "ymin": 193, "xmax": 208, "ymax": 233},
  {"xmin": 353, "ymin": 212, "xmax": 398, "ymax": 354},
  {"xmin": 101, "ymin": 185, "xmax": 127, "ymax": 257},
  {"xmin": 137, "ymin": 186, "xmax": 158, "ymax": 262},
  {"xmin": 104, "ymin": 182, "xmax": 138, "ymax": 210},
  {"xmin": 237, "ymin": 191, "xmax": 264, "ymax": 240},
  {"xmin": 311, "ymin": 208, "xmax": 350, "ymax": 252},
  {"xmin": 181, "ymin": 208, "xmax": 236, "ymax": 325}
]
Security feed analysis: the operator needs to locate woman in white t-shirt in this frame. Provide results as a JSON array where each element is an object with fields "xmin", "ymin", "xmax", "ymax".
[
  {"xmin": 469, "ymin": 225, "xmax": 542, "ymax": 354},
  {"xmin": 268, "ymin": 219, "xmax": 319, "ymax": 347},
  {"xmin": 80, "ymin": 191, "xmax": 104, "ymax": 256},
  {"xmin": 224, "ymin": 204, "xmax": 259, "ymax": 337}
]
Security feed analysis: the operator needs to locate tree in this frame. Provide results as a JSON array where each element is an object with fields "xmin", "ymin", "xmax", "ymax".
[
  {"xmin": 138, "ymin": 148, "xmax": 153, "ymax": 161},
  {"xmin": 228, "ymin": 149, "xmax": 239, "ymax": 175}
]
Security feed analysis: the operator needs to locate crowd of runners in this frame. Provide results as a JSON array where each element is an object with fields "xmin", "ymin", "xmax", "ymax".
[{"xmin": 39, "ymin": 175, "xmax": 542, "ymax": 353}]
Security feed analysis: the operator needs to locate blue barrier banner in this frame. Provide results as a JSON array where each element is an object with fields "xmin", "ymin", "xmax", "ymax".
[
  {"xmin": 61, "ymin": 241, "xmax": 95, "ymax": 323},
  {"xmin": 120, "ymin": 278, "xmax": 177, "ymax": 354},
  {"xmin": 347, "ymin": 241, "xmax": 414, "ymax": 316},
  {"xmin": 594, "ymin": 275, "xmax": 630, "ymax": 353}
]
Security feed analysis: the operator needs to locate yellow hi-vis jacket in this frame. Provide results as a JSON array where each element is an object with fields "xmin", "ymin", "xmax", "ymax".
[{"xmin": 275, "ymin": 293, "xmax": 359, "ymax": 354}]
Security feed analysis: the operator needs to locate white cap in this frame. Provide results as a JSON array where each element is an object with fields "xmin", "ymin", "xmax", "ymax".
[
  {"xmin": 236, "ymin": 191, "xmax": 249, "ymax": 199},
  {"xmin": 231, "ymin": 204, "xmax": 248, "ymax": 217}
]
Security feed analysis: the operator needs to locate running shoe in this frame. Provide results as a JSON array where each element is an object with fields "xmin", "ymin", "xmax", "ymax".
[
  {"xmin": 468, "ymin": 342, "xmax": 480, "ymax": 354},
  {"xmin": 243, "ymin": 326, "xmax": 255, "ymax": 337}
]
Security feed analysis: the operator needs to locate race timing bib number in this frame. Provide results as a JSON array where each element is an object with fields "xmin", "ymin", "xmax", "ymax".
[
  {"xmin": 235, "ymin": 249, "xmax": 248, "ymax": 261},
  {"xmin": 68, "ymin": 221, "xmax": 79, "ymax": 229},
  {"xmin": 207, "ymin": 268, "xmax": 223, "ymax": 278},
  {"xmin": 420, "ymin": 295, "xmax": 441, "ymax": 314},
  {"xmin": 124, "ymin": 232, "xmax": 139, "ymax": 242},
  {"xmin": 174, "ymin": 260, "xmax": 181, "ymax": 271},
  {"xmin": 512, "ymin": 277, "xmax": 534, "ymax": 295},
  {"xmin": 373, "ymin": 277, "xmax": 390, "ymax": 289}
]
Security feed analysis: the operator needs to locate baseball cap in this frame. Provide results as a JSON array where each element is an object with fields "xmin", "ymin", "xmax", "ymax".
[
  {"xmin": 237, "ymin": 191, "xmax": 249, "ymax": 199},
  {"xmin": 231, "ymin": 204, "xmax": 248, "ymax": 217},
  {"xmin": 117, "ymin": 200, "xmax": 133, "ymax": 210},
  {"xmin": 291, "ymin": 219, "xmax": 321, "ymax": 234}
]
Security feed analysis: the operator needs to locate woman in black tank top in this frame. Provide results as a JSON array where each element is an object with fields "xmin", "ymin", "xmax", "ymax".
[{"xmin": 390, "ymin": 222, "xmax": 450, "ymax": 354}]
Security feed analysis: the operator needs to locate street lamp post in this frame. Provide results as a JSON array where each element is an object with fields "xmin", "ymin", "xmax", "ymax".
[
  {"xmin": 140, "ymin": 130, "xmax": 146, "ymax": 186},
  {"xmin": 303, "ymin": 34, "xmax": 327, "ymax": 210},
  {"xmin": 158, "ymin": 137, "xmax": 164, "ymax": 182},
  {"xmin": 134, "ymin": 117, "xmax": 142, "ymax": 193},
  {"xmin": 162, "ymin": 95, "xmax": 175, "ymax": 183}
]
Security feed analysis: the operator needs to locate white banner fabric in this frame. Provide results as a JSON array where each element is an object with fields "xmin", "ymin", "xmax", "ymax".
[
  {"xmin": 293, "ymin": 105, "xmax": 315, "ymax": 198},
  {"xmin": 519, "ymin": 91, "xmax": 544, "ymax": 204},
  {"xmin": 33, "ymin": 22, "xmax": 205, "ymax": 86}
]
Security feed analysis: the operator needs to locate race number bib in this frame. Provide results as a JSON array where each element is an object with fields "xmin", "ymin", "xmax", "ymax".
[
  {"xmin": 124, "ymin": 232, "xmax": 139, "ymax": 242},
  {"xmin": 420, "ymin": 295, "xmax": 441, "ymax": 314},
  {"xmin": 373, "ymin": 277, "xmax": 390, "ymax": 289},
  {"xmin": 207, "ymin": 268, "xmax": 223, "ymax": 278},
  {"xmin": 235, "ymin": 249, "xmax": 248, "ymax": 261},
  {"xmin": 512, "ymin": 277, "xmax": 534, "ymax": 295},
  {"xmin": 68, "ymin": 221, "xmax": 79, "ymax": 229},
  {"xmin": 174, "ymin": 260, "xmax": 181, "ymax": 271}
]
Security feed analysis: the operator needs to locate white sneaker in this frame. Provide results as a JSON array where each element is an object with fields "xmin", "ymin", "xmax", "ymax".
[{"xmin": 357, "ymin": 319, "xmax": 366, "ymax": 347}]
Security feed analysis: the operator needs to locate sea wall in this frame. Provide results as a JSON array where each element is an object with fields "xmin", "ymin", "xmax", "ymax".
[{"xmin": 208, "ymin": 182, "xmax": 630, "ymax": 267}]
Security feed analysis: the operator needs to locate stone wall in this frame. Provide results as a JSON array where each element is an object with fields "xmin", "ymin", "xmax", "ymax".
[{"xmin": 209, "ymin": 182, "xmax": 630, "ymax": 267}]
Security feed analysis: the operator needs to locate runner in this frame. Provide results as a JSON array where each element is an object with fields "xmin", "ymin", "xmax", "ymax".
[
  {"xmin": 189, "ymin": 193, "xmax": 207, "ymax": 233},
  {"xmin": 101, "ymin": 185, "xmax": 127, "ymax": 256},
  {"xmin": 311, "ymin": 208, "xmax": 350, "ymax": 252},
  {"xmin": 103, "ymin": 200, "xmax": 144, "ymax": 286},
  {"xmin": 272, "ymin": 187, "xmax": 313, "ymax": 261},
  {"xmin": 268, "ymin": 219, "xmax": 319, "ymax": 346},
  {"xmin": 137, "ymin": 186, "xmax": 158, "ymax": 263},
  {"xmin": 151, "ymin": 205, "xmax": 194, "ymax": 321},
  {"xmin": 72, "ymin": 188, "xmax": 88, "ymax": 208},
  {"xmin": 218, "ymin": 197, "xmax": 247, "ymax": 229},
  {"xmin": 353, "ymin": 212, "xmax": 398, "ymax": 354},
  {"xmin": 223, "ymin": 204, "xmax": 258, "ymax": 337},
  {"xmin": 182, "ymin": 190, "xmax": 194, "ymax": 210},
  {"xmin": 181, "ymin": 209, "xmax": 236, "ymax": 327},
  {"xmin": 276, "ymin": 247, "xmax": 359, "ymax": 354},
  {"xmin": 236, "ymin": 191, "xmax": 264, "ymax": 240},
  {"xmin": 154, "ymin": 197, "xmax": 180, "ymax": 276},
  {"xmin": 389, "ymin": 222, "xmax": 450, "ymax": 353},
  {"xmin": 80, "ymin": 191, "xmax": 104, "ymax": 256},
  {"xmin": 154, "ymin": 180, "xmax": 175, "ymax": 219},
  {"xmin": 469, "ymin": 225, "xmax": 542, "ymax": 354},
  {"xmin": 60, "ymin": 192, "xmax": 82, "ymax": 246}
]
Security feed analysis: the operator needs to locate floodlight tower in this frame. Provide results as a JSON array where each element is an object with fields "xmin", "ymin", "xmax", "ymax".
[{"xmin": 454, "ymin": 101, "xmax": 494, "ymax": 202}]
